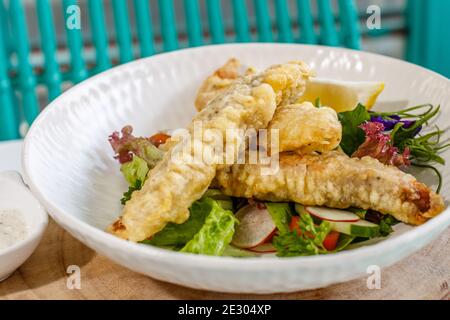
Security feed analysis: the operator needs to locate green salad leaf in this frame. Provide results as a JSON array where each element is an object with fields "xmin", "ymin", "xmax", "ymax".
[
  {"xmin": 273, "ymin": 213, "xmax": 332, "ymax": 257},
  {"xmin": 338, "ymin": 104, "xmax": 371, "ymax": 155},
  {"xmin": 349, "ymin": 207, "xmax": 398, "ymax": 237},
  {"xmin": 120, "ymin": 156, "xmax": 149, "ymax": 205},
  {"xmin": 335, "ymin": 234, "xmax": 356, "ymax": 251},
  {"xmin": 142, "ymin": 198, "xmax": 212, "ymax": 247},
  {"xmin": 379, "ymin": 215, "xmax": 399, "ymax": 237},
  {"xmin": 121, "ymin": 155, "xmax": 149, "ymax": 186},
  {"xmin": 265, "ymin": 202, "xmax": 292, "ymax": 235},
  {"xmin": 203, "ymin": 189, "xmax": 231, "ymax": 200},
  {"xmin": 109, "ymin": 125, "xmax": 164, "ymax": 168},
  {"xmin": 180, "ymin": 198, "xmax": 238, "ymax": 256},
  {"xmin": 202, "ymin": 189, "xmax": 234, "ymax": 211},
  {"xmin": 121, "ymin": 180, "xmax": 143, "ymax": 205},
  {"xmin": 348, "ymin": 207, "xmax": 368, "ymax": 219}
]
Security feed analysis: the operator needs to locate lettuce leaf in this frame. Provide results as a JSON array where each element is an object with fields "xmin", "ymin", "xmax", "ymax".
[
  {"xmin": 120, "ymin": 156, "xmax": 149, "ymax": 205},
  {"xmin": 181, "ymin": 198, "xmax": 238, "ymax": 256},
  {"xmin": 142, "ymin": 198, "xmax": 211, "ymax": 247},
  {"xmin": 109, "ymin": 125, "xmax": 163, "ymax": 167},
  {"xmin": 352, "ymin": 122, "xmax": 411, "ymax": 167},
  {"xmin": 338, "ymin": 104, "xmax": 371, "ymax": 155},
  {"xmin": 379, "ymin": 215, "xmax": 399, "ymax": 236},
  {"xmin": 120, "ymin": 155, "xmax": 149, "ymax": 186},
  {"xmin": 265, "ymin": 202, "xmax": 292, "ymax": 235},
  {"xmin": 202, "ymin": 189, "xmax": 234, "ymax": 211}
]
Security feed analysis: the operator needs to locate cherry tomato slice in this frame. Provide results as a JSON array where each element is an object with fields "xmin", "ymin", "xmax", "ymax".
[
  {"xmin": 289, "ymin": 216, "xmax": 301, "ymax": 235},
  {"xmin": 149, "ymin": 132, "xmax": 171, "ymax": 147},
  {"xmin": 323, "ymin": 231, "xmax": 340, "ymax": 251},
  {"xmin": 289, "ymin": 216, "xmax": 340, "ymax": 251}
]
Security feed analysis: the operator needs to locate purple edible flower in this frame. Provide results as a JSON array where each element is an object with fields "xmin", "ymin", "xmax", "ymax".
[
  {"xmin": 400, "ymin": 120, "xmax": 414, "ymax": 128},
  {"xmin": 370, "ymin": 115, "xmax": 399, "ymax": 130},
  {"xmin": 370, "ymin": 115, "xmax": 420, "ymax": 135},
  {"xmin": 411, "ymin": 125, "xmax": 422, "ymax": 137}
]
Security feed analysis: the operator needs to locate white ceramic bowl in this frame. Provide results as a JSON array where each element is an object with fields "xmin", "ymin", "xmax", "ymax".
[
  {"xmin": 22, "ymin": 44, "xmax": 450, "ymax": 293},
  {"xmin": 0, "ymin": 171, "xmax": 48, "ymax": 281}
]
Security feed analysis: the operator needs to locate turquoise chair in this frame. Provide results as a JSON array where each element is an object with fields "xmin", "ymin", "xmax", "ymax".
[
  {"xmin": 406, "ymin": 0, "xmax": 450, "ymax": 78},
  {"xmin": 0, "ymin": 0, "xmax": 361, "ymax": 141}
]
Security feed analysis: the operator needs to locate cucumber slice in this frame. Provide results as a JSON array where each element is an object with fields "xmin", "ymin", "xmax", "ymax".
[
  {"xmin": 295, "ymin": 204, "xmax": 379, "ymax": 238},
  {"xmin": 296, "ymin": 204, "xmax": 360, "ymax": 222},
  {"xmin": 330, "ymin": 220, "xmax": 380, "ymax": 238},
  {"xmin": 305, "ymin": 206, "xmax": 360, "ymax": 222},
  {"xmin": 335, "ymin": 234, "xmax": 356, "ymax": 251}
]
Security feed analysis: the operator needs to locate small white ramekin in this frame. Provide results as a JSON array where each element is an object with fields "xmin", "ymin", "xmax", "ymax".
[{"xmin": 0, "ymin": 171, "xmax": 48, "ymax": 281}]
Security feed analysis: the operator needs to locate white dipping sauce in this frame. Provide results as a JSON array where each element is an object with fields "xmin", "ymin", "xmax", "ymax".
[{"xmin": 0, "ymin": 209, "xmax": 28, "ymax": 250}]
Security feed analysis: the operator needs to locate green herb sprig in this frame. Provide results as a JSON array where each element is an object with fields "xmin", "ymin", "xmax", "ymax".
[
  {"xmin": 273, "ymin": 213, "xmax": 331, "ymax": 257},
  {"xmin": 341, "ymin": 103, "xmax": 448, "ymax": 193},
  {"xmin": 370, "ymin": 104, "xmax": 448, "ymax": 159},
  {"xmin": 373, "ymin": 104, "xmax": 448, "ymax": 193},
  {"xmin": 370, "ymin": 104, "xmax": 434, "ymax": 118},
  {"xmin": 121, "ymin": 179, "xmax": 143, "ymax": 205}
]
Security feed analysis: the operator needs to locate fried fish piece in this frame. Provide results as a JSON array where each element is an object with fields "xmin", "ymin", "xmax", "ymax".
[
  {"xmin": 195, "ymin": 59, "xmax": 314, "ymax": 111},
  {"xmin": 195, "ymin": 58, "xmax": 250, "ymax": 111},
  {"xmin": 268, "ymin": 102, "xmax": 342, "ymax": 153},
  {"xmin": 109, "ymin": 61, "xmax": 312, "ymax": 241},
  {"xmin": 215, "ymin": 151, "xmax": 445, "ymax": 225},
  {"xmin": 195, "ymin": 60, "xmax": 341, "ymax": 153}
]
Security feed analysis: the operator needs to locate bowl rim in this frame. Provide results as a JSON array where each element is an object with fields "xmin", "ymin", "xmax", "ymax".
[
  {"xmin": 22, "ymin": 43, "xmax": 450, "ymax": 270},
  {"xmin": 0, "ymin": 173, "xmax": 48, "ymax": 257}
]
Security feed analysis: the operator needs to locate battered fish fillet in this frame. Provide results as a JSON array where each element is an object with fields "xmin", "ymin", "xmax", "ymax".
[
  {"xmin": 215, "ymin": 151, "xmax": 445, "ymax": 225},
  {"xmin": 109, "ymin": 61, "xmax": 311, "ymax": 241},
  {"xmin": 268, "ymin": 102, "xmax": 342, "ymax": 153},
  {"xmin": 195, "ymin": 60, "xmax": 341, "ymax": 153},
  {"xmin": 195, "ymin": 59, "xmax": 317, "ymax": 110},
  {"xmin": 195, "ymin": 58, "xmax": 241, "ymax": 112}
]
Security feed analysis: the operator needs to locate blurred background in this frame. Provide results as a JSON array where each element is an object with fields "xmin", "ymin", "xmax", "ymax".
[{"xmin": 0, "ymin": 0, "xmax": 449, "ymax": 141}]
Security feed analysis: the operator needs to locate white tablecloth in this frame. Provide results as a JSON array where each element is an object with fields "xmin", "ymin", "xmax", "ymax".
[{"xmin": 0, "ymin": 140, "xmax": 23, "ymax": 173}]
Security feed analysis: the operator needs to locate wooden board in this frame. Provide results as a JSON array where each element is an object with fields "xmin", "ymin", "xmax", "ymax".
[{"xmin": 1, "ymin": 219, "xmax": 449, "ymax": 300}]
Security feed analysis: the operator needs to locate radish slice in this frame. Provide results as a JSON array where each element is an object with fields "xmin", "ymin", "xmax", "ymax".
[
  {"xmin": 305, "ymin": 206, "xmax": 360, "ymax": 222},
  {"xmin": 231, "ymin": 204, "xmax": 276, "ymax": 249},
  {"xmin": 249, "ymin": 243, "xmax": 277, "ymax": 253}
]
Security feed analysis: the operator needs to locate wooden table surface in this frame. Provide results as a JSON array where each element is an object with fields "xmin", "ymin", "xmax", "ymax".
[{"xmin": 1, "ymin": 218, "xmax": 449, "ymax": 300}]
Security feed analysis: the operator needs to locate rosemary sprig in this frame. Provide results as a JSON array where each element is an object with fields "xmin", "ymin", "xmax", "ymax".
[
  {"xmin": 370, "ymin": 103, "xmax": 434, "ymax": 118},
  {"xmin": 371, "ymin": 103, "xmax": 448, "ymax": 193},
  {"xmin": 390, "ymin": 105, "xmax": 439, "ymax": 140},
  {"xmin": 373, "ymin": 104, "xmax": 449, "ymax": 165},
  {"xmin": 401, "ymin": 127, "xmax": 449, "ymax": 165}
]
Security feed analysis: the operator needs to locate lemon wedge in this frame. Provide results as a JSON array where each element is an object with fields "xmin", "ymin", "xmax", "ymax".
[{"xmin": 298, "ymin": 78, "xmax": 385, "ymax": 112}]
